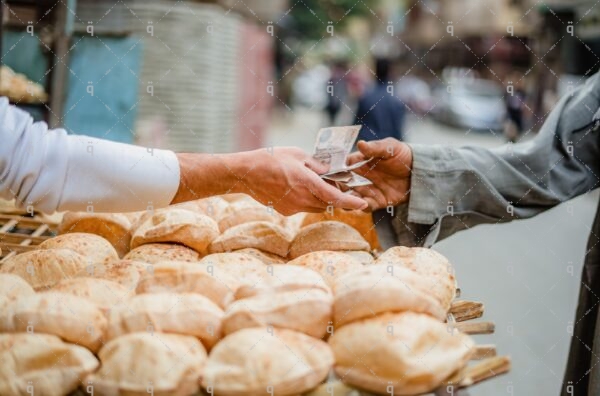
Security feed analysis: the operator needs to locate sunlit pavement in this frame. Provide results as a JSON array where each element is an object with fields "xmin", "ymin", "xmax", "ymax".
[{"xmin": 267, "ymin": 108, "xmax": 598, "ymax": 395}]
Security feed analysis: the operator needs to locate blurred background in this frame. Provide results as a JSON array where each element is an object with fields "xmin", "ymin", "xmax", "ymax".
[{"xmin": 3, "ymin": 0, "xmax": 600, "ymax": 394}]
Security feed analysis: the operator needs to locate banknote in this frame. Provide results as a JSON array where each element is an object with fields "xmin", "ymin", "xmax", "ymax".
[
  {"xmin": 312, "ymin": 125, "xmax": 361, "ymax": 172},
  {"xmin": 312, "ymin": 125, "xmax": 373, "ymax": 188},
  {"xmin": 345, "ymin": 172, "xmax": 372, "ymax": 187}
]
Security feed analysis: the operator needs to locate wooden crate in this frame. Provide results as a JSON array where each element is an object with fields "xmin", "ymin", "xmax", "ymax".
[{"xmin": 0, "ymin": 212, "xmax": 58, "ymax": 264}]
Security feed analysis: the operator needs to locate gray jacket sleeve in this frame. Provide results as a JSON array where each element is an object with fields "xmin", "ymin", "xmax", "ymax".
[{"xmin": 391, "ymin": 72, "xmax": 600, "ymax": 248}]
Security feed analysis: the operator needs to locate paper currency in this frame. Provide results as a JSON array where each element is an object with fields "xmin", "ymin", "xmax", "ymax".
[
  {"xmin": 313, "ymin": 125, "xmax": 361, "ymax": 173},
  {"xmin": 312, "ymin": 125, "xmax": 373, "ymax": 188}
]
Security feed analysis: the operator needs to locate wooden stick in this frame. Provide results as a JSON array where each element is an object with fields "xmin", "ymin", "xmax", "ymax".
[
  {"xmin": 454, "ymin": 321, "xmax": 495, "ymax": 335},
  {"xmin": 450, "ymin": 300, "xmax": 485, "ymax": 322},
  {"xmin": 444, "ymin": 356, "xmax": 511, "ymax": 389},
  {"xmin": 471, "ymin": 344, "xmax": 497, "ymax": 360}
]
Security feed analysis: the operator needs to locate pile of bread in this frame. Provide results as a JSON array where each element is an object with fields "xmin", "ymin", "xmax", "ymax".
[
  {"xmin": 0, "ymin": 65, "xmax": 48, "ymax": 104},
  {"xmin": 0, "ymin": 194, "xmax": 475, "ymax": 396}
]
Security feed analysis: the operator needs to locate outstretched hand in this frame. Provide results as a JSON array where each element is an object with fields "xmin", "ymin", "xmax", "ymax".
[{"xmin": 347, "ymin": 138, "xmax": 413, "ymax": 210}]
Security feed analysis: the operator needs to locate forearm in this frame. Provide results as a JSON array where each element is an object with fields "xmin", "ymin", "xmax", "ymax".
[{"xmin": 172, "ymin": 151, "xmax": 254, "ymax": 204}]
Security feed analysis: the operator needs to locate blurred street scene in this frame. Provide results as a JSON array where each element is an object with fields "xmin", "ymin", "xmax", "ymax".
[{"xmin": 5, "ymin": 0, "xmax": 600, "ymax": 394}]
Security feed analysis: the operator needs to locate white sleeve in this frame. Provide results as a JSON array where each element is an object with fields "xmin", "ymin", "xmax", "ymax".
[{"xmin": 0, "ymin": 98, "xmax": 180, "ymax": 213}]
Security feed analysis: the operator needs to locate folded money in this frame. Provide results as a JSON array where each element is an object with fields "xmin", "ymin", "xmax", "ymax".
[{"xmin": 313, "ymin": 125, "xmax": 373, "ymax": 188}]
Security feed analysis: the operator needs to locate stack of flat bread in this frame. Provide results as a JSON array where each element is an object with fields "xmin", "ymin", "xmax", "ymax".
[{"xmin": 0, "ymin": 194, "xmax": 477, "ymax": 395}]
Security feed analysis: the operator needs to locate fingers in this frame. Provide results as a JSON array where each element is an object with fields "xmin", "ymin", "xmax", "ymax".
[
  {"xmin": 304, "ymin": 156, "xmax": 330, "ymax": 175},
  {"xmin": 346, "ymin": 151, "xmax": 366, "ymax": 166},
  {"xmin": 357, "ymin": 138, "xmax": 401, "ymax": 159},
  {"xmin": 352, "ymin": 185, "xmax": 388, "ymax": 210},
  {"xmin": 303, "ymin": 171, "xmax": 368, "ymax": 210}
]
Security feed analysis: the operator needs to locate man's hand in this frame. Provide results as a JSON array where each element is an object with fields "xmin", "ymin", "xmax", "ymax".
[
  {"xmin": 246, "ymin": 147, "xmax": 368, "ymax": 215},
  {"xmin": 173, "ymin": 147, "xmax": 368, "ymax": 216},
  {"xmin": 347, "ymin": 138, "xmax": 413, "ymax": 210}
]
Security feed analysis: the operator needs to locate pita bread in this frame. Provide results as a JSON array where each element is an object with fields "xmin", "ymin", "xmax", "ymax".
[
  {"xmin": 301, "ymin": 209, "xmax": 380, "ymax": 250},
  {"xmin": 216, "ymin": 199, "xmax": 284, "ymax": 232},
  {"xmin": 287, "ymin": 251, "xmax": 363, "ymax": 289},
  {"xmin": 343, "ymin": 250, "xmax": 374, "ymax": 265},
  {"xmin": 0, "ymin": 273, "xmax": 34, "ymax": 301},
  {"xmin": 108, "ymin": 293, "xmax": 223, "ymax": 349},
  {"xmin": 199, "ymin": 252, "xmax": 265, "ymax": 268},
  {"xmin": 376, "ymin": 247, "xmax": 456, "ymax": 312},
  {"xmin": 39, "ymin": 232, "xmax": 119, "ymax": 265},
  {"xmin": 233, "ymin": 264, "xmax": 331, "ymax": 300},
  {"xmin": 233, "ymin": 248, "xmax": 287, "ymax": 264},
  {"xmin": 124, "ymin": 243, "xmax": 200, "ymax": 264},
  {"xmin": 0, "ymin": 333, "xmax": 99, "ymax": 396},
  {"xmin": 223, "ymin": 289, "xmax": 333, "ymax": 338},
  {"xmin": 0, "ymin": 249, "xmax": 88, "ymax": 291},
  {"xmin": 329, "ymin": 312, "xmax": 474, "ymax": 395},
  {"xmin": 209, "ymin": 221, "xmax": 292, "ymax": 257},
  {"xmin": 74, "ymin": 259, "xmax": 150, "ymax": 291},
  {"xmin": 174, "ymin": 196, "xmax": 230, "ymax": 219},
  {"xmin": 289, "ymin": 221, "xmax": 370, "ymax": 259},
  {"xmin": 202, "ymin": 327, "xmax": 333, "ymax": 395},
  {"xmin": 87, "ymin": 332, "xmax": 206, "ymax": 396},
  {"xmin": 136, "ymin": 261, "xmax": 235, "ymax": 308},
  {"xmin": 49, "ymin": 277, "xmax": 134, "ymax": 314},
  {"xmin": 58, "ymin": 211, "xmax": 132, "ymax": 257},
  {"xmin": 131, "ymin": 209, "xmax": 219, "ymax": 255},
  {"xmin": 283, "ymin": 213, "xmax": 307, "ymax": 235},
  {"xmin": 333, "ymin": 264, "xmax": 446, "ymax": 326},
  {"xmin": 0, "ymin": 292, "xmax": 107, "ymax": 352}
]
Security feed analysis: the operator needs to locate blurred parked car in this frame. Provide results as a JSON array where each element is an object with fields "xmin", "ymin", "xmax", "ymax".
[
  {"xmin": 431, "ymin": 78, "xmax": 506, "ymax": 131},
  {"xmin": 396, "ymin": 76, "xmax": 433, "ymax": 115}
]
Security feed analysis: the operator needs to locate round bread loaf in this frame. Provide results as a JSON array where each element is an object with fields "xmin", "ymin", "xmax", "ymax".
[
  {"xmin": 108, "ymin": 293, "xmax": 224, "ymax": 349},
  {"xmin": 58, "ymin": 211, "xmax": 132, "ymax": 257},
  {"xmin": 0, "ymin": 333, "xmax": 99, "ymax": 396},
  {"xmin": 49, "ymin": 277, "xmax": 134, "ymax": 313},
  {"xmin": 223, "ymin": 288, "xmax": 333, "ymax": 338},
  {"xmin": 87, "ymin": 332, "xmax": 206, "ymax": 396},
  {"xmin": 289, "ymin": 221, "xmax": 370, "ymax": 259},
  {"xmin": 329, "ymin": 312, "xmax": 474, "ymax": 395},
  {"xmin": 342, "ymin": 250, "xmax": 374, "ymax": 265},
  {"xmin": 0, "ymin": 273, "xmax": 34, "ymax": 301},
  {"xmin": 233, "ymin": 264, "xmax": 331, "ymax": 300},
  {"xmin": 173, "ymin": 196, "xmax": 230, "ymax": 220},
  {"xmin": 202, "ymin": 327, "xmax": 333, "ymax": 395},
  {"xmin": 301, "ymin": 208, "xmax": 380, "ymax": 250},
  {"xmin": 233, "ymin": 248, "xmax": 287, "ymax": 264},
  {"xmin": 287, "ymin": 251, "xmax": 363, "ymax": 289},
  {"xmin": 0, "ymin": 249, "xmax": 88, "ymax": 291},
  {"xmin": 376, "ymin": 246, "xmax": 457, "ymax": 312},
  {"xmin": 124, "ymin": 243, "xmax": 200, "ymax": 264},
  {"xmin": 216, "ymin": 199, "xmax": 284, "ymax": 232},
  {"xmin": 39, "ymin": 232, "xmax": 118, "ymax": 265},
  {"xmin": 0, "ymin": 292, "xmax": 107, "ymax": 352},
  {"xmin": 131, "ymin": 208, "xmax": 219, "ymax": 255},
  {"xmin": 136, "ymin": 261, "xmax": 235, "ymax": 308},
  {"xmin": 333, "ymin": 264, "xmax": 446, "ymax": 326},
  {"xmin": 74, "ymin": 259, "xmax": 149, "ymax": 291},
  {"xmin": 209, "ymin": 221, "xmax": 292, "ymax": 257}
]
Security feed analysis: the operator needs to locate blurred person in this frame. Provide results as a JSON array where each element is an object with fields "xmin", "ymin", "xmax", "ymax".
[
  {"xmin": 324, "ymin": 60, "xmax": 349, "ymax": 124},
  {"xmin": 504, "ymin": 73, "xmax": 527, "ymax": 142},
  {"xmin": 348, "ymin": 72, "xmax": 600, "ymax": 395},
  {"xmin": 0, "ymin": 98, "xmax": 367, "ymax": 215},
  {"xmin": 354, "ymin": 58, "xmax": 405, "ymax": 142}
]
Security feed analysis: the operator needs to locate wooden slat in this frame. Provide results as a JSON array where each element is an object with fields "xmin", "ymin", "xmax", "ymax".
[
  {"xmin": 471, "ymin": 344, "xmax": 497, "ymax": 360},
  {"xmin": 454, "ymin": 321, "xmax": 496, "ymax": 335},
  {"xmin": 445, "ymin": 356, "xmax": 511, "ymax": 389},
  {"xmin": 450, "ymin": 300, "xmax": 485, "ymax": 322}
]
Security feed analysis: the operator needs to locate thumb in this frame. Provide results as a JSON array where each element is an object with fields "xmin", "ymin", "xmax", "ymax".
[
  {"xmin": 357, "ymin": 139, "xmax": 394, "ymax": 159},
  {"xmin": 304, "ymin": 156, "xmax": 330, "ymax": 175}
]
